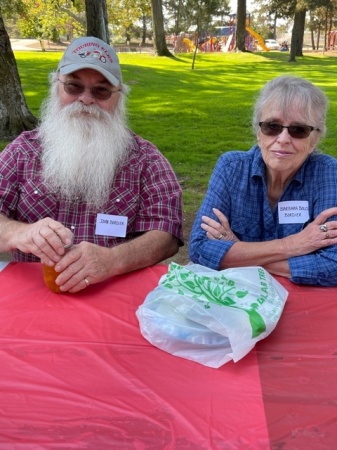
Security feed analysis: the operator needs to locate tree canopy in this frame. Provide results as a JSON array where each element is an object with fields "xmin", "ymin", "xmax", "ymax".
[{"xmin": 1, "ymin": 0, "xmax": 337, "ymax": 139}]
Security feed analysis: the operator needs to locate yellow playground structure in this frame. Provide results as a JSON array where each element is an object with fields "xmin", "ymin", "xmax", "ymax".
[
  {"xmin": 245, "ymin": 27, "xmax": 269, "ymax": 51},
  {"xmin": 172, "ymin": 26, "xmax": 270, "ymax": 53},
  {"xmin": 246, "ymin": 27, "xmax": 269, "ymax": 52},
  {"xmin": 173, "ymin": 33, "xmax": 195, "ymax": 53}
]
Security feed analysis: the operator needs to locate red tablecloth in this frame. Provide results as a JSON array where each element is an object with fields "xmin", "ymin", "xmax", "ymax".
[{"xmin": 0, "ymin": 262, "xmax": 337, "ymax": 449}]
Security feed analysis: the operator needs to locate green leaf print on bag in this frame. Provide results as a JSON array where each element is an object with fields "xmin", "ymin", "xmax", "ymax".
[
  {"xmin": 137, "ymin": 263, "xmax": 288, "ymax": 368},
  {"xmin": 161, "ymin": 262, "xmax": 266, "ymax": 338}
]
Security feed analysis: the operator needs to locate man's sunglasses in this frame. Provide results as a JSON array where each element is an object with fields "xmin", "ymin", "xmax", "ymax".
[
  {"xmin": 259, "ymin": 121, "xmax": 320, "ymax": 139},
  {"xmin": 57, "ymin": 79, "xmax": 121, "ymax": 101}
]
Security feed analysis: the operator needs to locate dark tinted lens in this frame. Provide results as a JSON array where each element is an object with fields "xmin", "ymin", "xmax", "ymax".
[
  {"xmin": 260, "ymin": 122, "xmax": 282, "ymax": 136},
  {"xmin": 91, "ymin": 86, "xmax": 113, "ymax": 100},
  {"xmin": 288, "ymin": 125, "xmax": 311, "ymax": 138},
  {"xmin": 61, "ymin": 81, "xmax": 115, "ymax": 100},
  {"xmin": 63, "ymin": 82, "xmax": 85, "ymax": 95}
]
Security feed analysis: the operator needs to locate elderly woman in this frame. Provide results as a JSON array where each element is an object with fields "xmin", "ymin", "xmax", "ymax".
[{"xmin": 189, "ymin": 75, "xmax": 337, "ymax": 286}]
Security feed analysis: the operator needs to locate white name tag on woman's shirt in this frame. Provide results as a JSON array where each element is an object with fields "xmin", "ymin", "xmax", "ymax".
[
  {"xmin": 278, "ymin": 201, "xmax": 309, "ymax": 224},
  {"xmin": 95, "ymin": 213, "xmax": 128, "ymax": 237}
]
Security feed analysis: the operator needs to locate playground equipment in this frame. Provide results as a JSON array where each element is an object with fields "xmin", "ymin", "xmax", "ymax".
[
  {"xmin": 245, "ymin": 27, "xmax": 269, "ymax": 51},
  {"xmin": 211, "ymin": 25, "xmax": 269, "ymax": 52},
  {"xmin": 172, "ymin": 25, "xmax": 271, "ymax": 54},
  {"xmin": 183, "ymin": 38, "xmax": 195, "ymax": 52},
  {"xmin": 173, "ymin": 33, "xmax": 195, "ymax": 53},
  {"xmin": 195, "ymin": 12, "xmax": 271, "ymax": 53},
  {"xmin": 198, "ymin": 36, "xmax": 222, "ymax": 52}
]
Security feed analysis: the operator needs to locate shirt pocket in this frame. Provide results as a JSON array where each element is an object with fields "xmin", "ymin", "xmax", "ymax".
[
  {"xmin": 18, "ymin": 179, "xmax": 59, "ymax": 221},
  {"xmin": 230, "ymin": 214, "xmax": 263, "ymax": 240},
  {"xmin": 103, "ymin": 187, "xmax": 139, "ymax": 231}
]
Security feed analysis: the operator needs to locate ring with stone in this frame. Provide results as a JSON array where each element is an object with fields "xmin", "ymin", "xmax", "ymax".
[{"xmin": 320, "ymin": 224, "xmax": 328, "ymax": 232}]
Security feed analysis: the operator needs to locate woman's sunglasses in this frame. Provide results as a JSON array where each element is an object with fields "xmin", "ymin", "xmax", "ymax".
[
  {"xmin": 57, "ymin": 79, "xmax": 121, "ymax": 101},
  {"xmin": 259, "ymin": 121, "xmax": 320, "ymax": 139}
]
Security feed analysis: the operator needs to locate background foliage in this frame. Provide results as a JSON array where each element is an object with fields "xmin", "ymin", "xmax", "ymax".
[
  {"xmin": 2, "ymin": 50, "xmax": 337, "ymax": 219},
  {"xmin": 2, "ymin": 0, "xmax": 337, "ymax": 46}
]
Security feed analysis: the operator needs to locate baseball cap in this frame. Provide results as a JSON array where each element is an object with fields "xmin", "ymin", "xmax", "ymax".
[{"xmin": 57, "ymin": 36, "xmax": 122, "ymax": 87}]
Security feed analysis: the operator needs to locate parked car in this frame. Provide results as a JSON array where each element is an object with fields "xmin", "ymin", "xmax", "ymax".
[{"xmin": 264, "ymin": 39, "xmax": 280, "ymax": 50}]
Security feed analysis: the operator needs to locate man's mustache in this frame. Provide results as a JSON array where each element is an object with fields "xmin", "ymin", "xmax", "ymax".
[{"xmin": 64, "ymin": 102, "xmax": 105, "ymax": 119}]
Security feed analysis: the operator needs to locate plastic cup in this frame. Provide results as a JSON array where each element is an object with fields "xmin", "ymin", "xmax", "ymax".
[
  {"xmin": 43, "ymin": 264, "xmax": 62, "ymax": 293},
  {"xmin": 43, "ymin": 241, "xmax": 73, "ymax": 293}
]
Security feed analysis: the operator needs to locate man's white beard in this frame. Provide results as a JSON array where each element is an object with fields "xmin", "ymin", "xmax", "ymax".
[{"xmin": 39, "ymin": 89, "xmax": 132, "ymax": 210}]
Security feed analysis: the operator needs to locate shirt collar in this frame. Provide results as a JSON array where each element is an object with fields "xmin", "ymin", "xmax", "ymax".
[{"xmin": 252, "ymin": 145, "xmax": 312, "ymax": 186}]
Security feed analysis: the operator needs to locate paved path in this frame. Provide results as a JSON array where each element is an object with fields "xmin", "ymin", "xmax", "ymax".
[{"xmin": 10, "ymin": 39, "xmax": 68, "ymax": 51}]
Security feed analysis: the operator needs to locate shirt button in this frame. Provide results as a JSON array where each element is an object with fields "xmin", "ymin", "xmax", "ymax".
[
  {"xmin": 116, "ymin": 198, "xmax": 121, "ymax": 202},
  {"xmin": 34, "ymin": 190, "xmax": 38, "ymax": 194}
]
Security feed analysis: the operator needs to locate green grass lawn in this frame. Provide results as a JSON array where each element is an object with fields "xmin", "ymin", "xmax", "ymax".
[{"xmin": 2, "ymin": 50, "xmax": 337, "ymax": 242}]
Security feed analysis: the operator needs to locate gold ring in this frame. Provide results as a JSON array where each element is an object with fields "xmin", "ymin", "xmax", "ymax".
[
  {"xmin": 218, "ymin": 234, "xmax": 223, "ymax": 240},
  {"xmin": 326, "ymin": 232, "xmax": 330, "ymax": 239},
  {"xmin": 84, "ymin": 278, "xmax": 89, "ymax": 286}
]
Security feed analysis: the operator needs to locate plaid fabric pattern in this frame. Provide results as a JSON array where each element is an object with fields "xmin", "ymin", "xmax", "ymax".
[
  {"xmin": 189, "ymin": 145, "xmax": 337, "ymax": 286},
  {"xmin": 0, "ymin": 130, "xmax": 183, "ymax": 262}
]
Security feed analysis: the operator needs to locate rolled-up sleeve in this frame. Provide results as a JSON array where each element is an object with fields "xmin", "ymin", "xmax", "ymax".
[{"xmin": 189, "ymin": 155, "xmax": 236, "ymax": 269}]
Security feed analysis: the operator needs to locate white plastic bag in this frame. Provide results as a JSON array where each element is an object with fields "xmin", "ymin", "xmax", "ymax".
[{"xmin": 136, "ymin": 263, "xmax": 288, "ymax": 368}]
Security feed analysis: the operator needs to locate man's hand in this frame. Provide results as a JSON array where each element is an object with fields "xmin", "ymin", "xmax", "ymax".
[
  {"xmin": 13, "ymin": 218, "xmax": 74, "ymax": 264},
  {"xmin": 51, "ymin": 242, "xmax": 112, "ymax": 293},
  {"xmin": 51, "ymin": 230, "xmax": 179, "ymax": 293}
]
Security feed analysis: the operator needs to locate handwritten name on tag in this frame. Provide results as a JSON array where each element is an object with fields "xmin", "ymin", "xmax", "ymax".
[
  {"xmin": 278, "ymin": 201, "xmax": 309, "ymax": 224},
  {"xmin": 95, "ymin": 213, "xmax": 128, "ymax": 237}
]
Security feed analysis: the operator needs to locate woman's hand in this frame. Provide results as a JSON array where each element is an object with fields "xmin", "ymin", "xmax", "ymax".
[
  {"xmin": 284, "ymin": 207, "xmax": 337, "ymax": 255},
  {"xmin": 201, "ymin": 208, "xmax": 239, "ymax": 242}
]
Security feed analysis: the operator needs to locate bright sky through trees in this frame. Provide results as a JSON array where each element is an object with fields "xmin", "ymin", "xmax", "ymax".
[{"xmin": 229, "ymin": 0, "xmax": 254, "ymax": 14}]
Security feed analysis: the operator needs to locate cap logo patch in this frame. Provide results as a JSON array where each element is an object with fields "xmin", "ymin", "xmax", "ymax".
[
  {"xmin": 78, "ymin": 49, "xmax": 106, "ymax": 63},
  {"xmin": 72, "ymin": 42, "xmax": 114, "ymax": 64}
]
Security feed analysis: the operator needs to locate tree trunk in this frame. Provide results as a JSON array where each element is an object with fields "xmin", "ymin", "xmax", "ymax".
[
  {"xmin": 310, "ymin": 29, "xmax": 315, "ymax": 50},
  {"xmin": 85, "ymin": 0, "xmax": 110, "ymax": 43},
  {"xmin": 289, "ymin": 7, "xmax": 306, "ymax": 62},
  {"xmin": 273, "ymin": 13, "xmax": 277, "ymax": 39},
  {"xmin": 316, "ymin": 26, "xmax": 321, "ymax": 50},
  {"xmin": 192, "ymin": 22, "xmax": 199, "ymax": 70},
  {"xmin": 323, "ymin": 8, "xmax": 328, "ymax": 51},
  {"xmin": 0, "ymin": 16, "xmax": 37, "ymax": 140},
  {"xmin": 235, "ymin": 0, "xmax": 247, "ymax": 52},
  {"xmin": 142, "ymin": 15, "xmax": 147, "ymax": 45},
  {"xmin": 151, "ymin": 0, "xmax": 172, "ymax": 56}
]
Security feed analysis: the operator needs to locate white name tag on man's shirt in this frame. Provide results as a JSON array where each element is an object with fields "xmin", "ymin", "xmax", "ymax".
[
  {"xmin": 95, "ymin": 213, "xmax": 128, "ymax": 237},
  {"xmin": 278, "ymin": 201, "xmax": 309, "ymax": 224}
]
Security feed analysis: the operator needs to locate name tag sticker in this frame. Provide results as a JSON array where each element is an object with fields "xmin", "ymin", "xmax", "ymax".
[
  {"xmin": 278, "ymin": 201, "xmax": 309, "ymax": 224},
  {"xmin": 95, "ymin": 213, "xmax": 128, "ymax": 237}
]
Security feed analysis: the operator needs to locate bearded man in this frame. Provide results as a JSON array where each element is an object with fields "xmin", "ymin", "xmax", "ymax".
[{"xmin": 0, "ymin": 37, "xmax": 183, "ymax": 293}]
